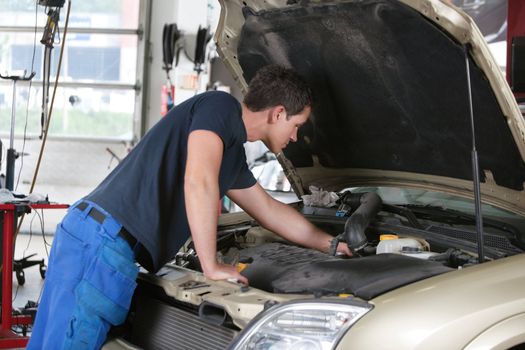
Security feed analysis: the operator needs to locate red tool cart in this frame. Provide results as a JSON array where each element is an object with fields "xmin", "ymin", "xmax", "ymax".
[{"xmin": 0, "ymin": 203, "xmax": 68, "ymax": 348}]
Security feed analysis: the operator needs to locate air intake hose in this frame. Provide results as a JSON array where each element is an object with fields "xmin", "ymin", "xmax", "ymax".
[{"xmin": 343, "ymin": 192, "xmax": 382, "ymax": 252}]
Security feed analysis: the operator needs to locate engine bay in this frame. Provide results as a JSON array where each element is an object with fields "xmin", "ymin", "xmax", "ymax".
[
  {"xmin": 173, "ymin": 190, "xmax": 525, "ymax": 301},
  {"xmin": 120, "ymin": 190, "xmax": 525, "ymax": 349}
]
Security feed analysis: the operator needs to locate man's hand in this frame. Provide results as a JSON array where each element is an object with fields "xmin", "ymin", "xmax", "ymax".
[
  {"xmin": 186, "ymin": 130, "xmax": 239, "ymax": 285},
  {"xmin": 203, "ymin": 263, "xmax": 249, "ymax": 285},
  {"xmin": 228, "ymin": 184, "xmax": 358, "ymax": 258},
  {"xmin": 336, "ymin": 242, "xmax": 353, "ymax": 256}
]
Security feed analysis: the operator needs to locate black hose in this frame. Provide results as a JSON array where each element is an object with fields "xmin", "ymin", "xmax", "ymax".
[{"xmin": 342, "ymin": 192, "xmax": 382, "ymax": 252}]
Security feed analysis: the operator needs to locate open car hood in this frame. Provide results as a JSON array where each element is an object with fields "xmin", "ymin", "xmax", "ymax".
[{"xmin": 215, "ymin": 0, "xmax": 525, "ymax": 217}]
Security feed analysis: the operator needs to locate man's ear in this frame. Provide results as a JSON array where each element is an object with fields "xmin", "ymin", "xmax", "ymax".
[{"xmin": 268, "ymin": 105, "xmax": 286, "ymax": 124}]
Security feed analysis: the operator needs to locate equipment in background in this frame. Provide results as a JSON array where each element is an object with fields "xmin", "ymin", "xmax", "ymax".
[
  {"xmin": 507, "ymin": 0, "xmax": 525, "ymax": 102},
  {"xmin": 0, "ymin": 142, "xmax": 2, "ymax": 185},
  {"xmin": 194, "ymin": 26, "xmax": 212, "ymax": 93},
  {"xmin": 194, "ymin": 26, "xmax": 211, "ymax": 75},
  {"xmin": 0, "ymin": 203, "xmax": 69, "ymax": 348},
  {"xmin": 38, "ymin": 0, "xmax": 65, "ymax": 6},
  {"xmin": 161, "ymin": 23, "xmax": 183, "ymax": 115},
  {"xmin": 0, "ymin": 71, "xmax": 36, "ymax": 191},
  {"xmin": 39, "ymin": 6, "xmax": 62, "ymax": 139}
]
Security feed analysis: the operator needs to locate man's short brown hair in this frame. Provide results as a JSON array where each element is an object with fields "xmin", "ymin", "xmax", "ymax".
[{"xmin": 243, "ymin": 65, "xmax": 313, "ymax": 116}]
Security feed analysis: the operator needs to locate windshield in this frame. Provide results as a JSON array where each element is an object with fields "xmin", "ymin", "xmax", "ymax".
[{"xmin": 349, "ymin": 186, "xmax": 524, "ymax": 221}]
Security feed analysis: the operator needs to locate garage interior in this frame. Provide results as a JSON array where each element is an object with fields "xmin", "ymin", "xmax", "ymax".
[{"xmin": 0, "ymin": 0, "xmax": 524, "ymax": 349}]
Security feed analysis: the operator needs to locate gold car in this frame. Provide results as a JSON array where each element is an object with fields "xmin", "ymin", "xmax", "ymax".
[{"xmin": 105, "ymin": 0, "xmax": 525, "ymax": 349}]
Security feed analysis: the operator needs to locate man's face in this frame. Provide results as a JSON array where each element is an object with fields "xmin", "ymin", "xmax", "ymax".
[{"xmin": 265, "ymin": 106, "xmax": 311, "ymax": 154}]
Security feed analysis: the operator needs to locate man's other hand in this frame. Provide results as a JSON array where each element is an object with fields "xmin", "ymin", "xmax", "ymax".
[
  {"xmin": 204, "ymin": 263, "xmax": 249, "ymax": 285},
  {"xmin": 336, "ymin": 242, "xmax": 353, "ymax": 257}
]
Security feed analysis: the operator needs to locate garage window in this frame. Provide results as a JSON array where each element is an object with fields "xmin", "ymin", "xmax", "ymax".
[{"xmin": 0, "ymin": 0, "xmax": 143, "ymax": 140}]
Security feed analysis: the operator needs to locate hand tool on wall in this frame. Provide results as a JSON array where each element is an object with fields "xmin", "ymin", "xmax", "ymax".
[
  {"xmin": 192, "ymin": 26, "xmax": 212, "ymax": 95},
  {"xmin": 194, "ymin": 26, "xmax": 211, "ymax": 75},
  {"xmin": 162, "ymin": 23, "xmax": 182, "ymax": 114}
]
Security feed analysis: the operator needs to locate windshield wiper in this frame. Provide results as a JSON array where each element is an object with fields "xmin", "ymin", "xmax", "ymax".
[
  {"xmin": 382, "ymin": 204, "xmax": 424, "ymax": 230},
  {"xmin": 402, "ymin": 204, "xmax": 521, "ymax": 239}
]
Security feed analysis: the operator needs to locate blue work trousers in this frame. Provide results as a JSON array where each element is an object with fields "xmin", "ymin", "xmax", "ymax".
[{"xmin": 27, "ymin": 200, "xmax": 139, "ymax": 350}]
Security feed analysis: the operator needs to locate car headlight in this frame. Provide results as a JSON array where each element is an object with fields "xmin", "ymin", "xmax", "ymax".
[{"xmin": 230, "ymin": 299, "xmax": 373, "ymax": 350}]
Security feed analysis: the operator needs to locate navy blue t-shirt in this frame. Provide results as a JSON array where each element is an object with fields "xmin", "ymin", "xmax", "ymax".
[{"xmin": 86, "ymin": 91, "xmax": 257, "ymax": 272}]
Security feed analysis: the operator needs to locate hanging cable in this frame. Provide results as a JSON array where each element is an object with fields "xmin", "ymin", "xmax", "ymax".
[
  {"xmin": 16, "ymin": 0, "xmax": 40, "ymax": 191},
  {"xmin": 15, "ymin": 0, "xmax": 71, "ymax": 238},
  {"xmin": 40, "ymin": 6, "xmax": 61, "ymax": 139},
  {"xmin": 32, "ymin": 1, "xmax": 71, "ymax": 193}
]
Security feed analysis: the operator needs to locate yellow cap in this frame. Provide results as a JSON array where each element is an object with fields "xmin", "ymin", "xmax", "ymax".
[
  {"xmin": 338, "ymin": 293, "xmax": 352, "ymax": 298},
  {"xmin": 380, "ymin": 234, "xmax": 399, "ymax": 241},
  {"xmin": 236, "ymin": 263, "xmax": 248, "ymax": 272}
]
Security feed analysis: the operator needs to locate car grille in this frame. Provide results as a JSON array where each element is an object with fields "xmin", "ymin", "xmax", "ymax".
[{"xmin": 130, "ymin": 295, "xmax": 238, "ymax": 350}]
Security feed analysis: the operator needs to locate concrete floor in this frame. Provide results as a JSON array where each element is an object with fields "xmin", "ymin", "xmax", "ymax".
[
  {"xmin": 0, "ymin": 232, "xmax": 52, "ymax": 348},
  {"xmin": 12, "ymin": 232, "xmax": 51, "ymax": 310}
]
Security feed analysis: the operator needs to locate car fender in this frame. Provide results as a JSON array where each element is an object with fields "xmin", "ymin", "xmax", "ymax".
[{"xmin": 464, "ymin": 313, "xmax": 525, "ymax": 350}]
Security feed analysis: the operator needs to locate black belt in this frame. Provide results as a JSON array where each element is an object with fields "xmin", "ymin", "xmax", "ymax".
[
  {"xmin": 119, "ymin": 227, "xmax": 137, "ymax": 249},
  {"xmin": 75, "ymin": 202, "xmax": 137, "ymax": 249}
]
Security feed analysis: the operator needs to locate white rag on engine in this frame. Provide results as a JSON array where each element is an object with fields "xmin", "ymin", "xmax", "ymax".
[{"xmin": 301, "ymin": 185, "xmax": 339, "ymax": 207}]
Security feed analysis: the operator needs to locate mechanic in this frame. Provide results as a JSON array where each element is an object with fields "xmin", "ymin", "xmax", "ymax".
[{"xmin": 27, "ymin": 65, "xmax": 351, "ymax": 350}]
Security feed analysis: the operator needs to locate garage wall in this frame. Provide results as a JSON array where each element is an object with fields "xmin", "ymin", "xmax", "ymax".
[
  {"xmin": 12, "ymin": 1, "xmax": 212, "ymax": 234},
  {"xmin": 10, "ymin": 1, "xmax": 266, "ymax": 236},
  {"xmin": 14, "ymin": 138, "xmax": 128, "ymax": 234},
  {"xmin": 145, "ymin": 0, "xmax": 209, "ymax": 130}
]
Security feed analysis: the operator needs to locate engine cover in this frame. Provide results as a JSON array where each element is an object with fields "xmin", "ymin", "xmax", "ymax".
[{"xmin": 240, "ymin": 243, "xmax": 452, "ymax": 300}]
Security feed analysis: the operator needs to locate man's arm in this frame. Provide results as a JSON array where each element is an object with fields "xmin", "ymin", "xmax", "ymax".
[
  {"xmin": 184, "ymin": 130, "xmax": 248, "ymax": 284},
  {"xmin": 227, "ymin": 183, "xmax": 351, "ymax": 255}
]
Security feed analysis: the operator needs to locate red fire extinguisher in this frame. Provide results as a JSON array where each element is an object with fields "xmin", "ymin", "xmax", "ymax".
[{"xmin": 161, "ymin": 84, "xmax": 175, "ymax": 116}]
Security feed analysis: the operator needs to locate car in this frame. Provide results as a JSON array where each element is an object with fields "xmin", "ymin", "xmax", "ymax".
[{"xmin": 103, "ymin": 0, "xmax": 525, "ymax": 349}]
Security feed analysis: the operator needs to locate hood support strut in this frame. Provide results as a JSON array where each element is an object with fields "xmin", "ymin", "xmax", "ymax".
[{"xmin": 464, "ymin": 44, "xmax": 485, "ymax": 263}]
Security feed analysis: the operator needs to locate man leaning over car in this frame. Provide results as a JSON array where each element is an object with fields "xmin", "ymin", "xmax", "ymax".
[{"xmin": 27, "ymin": 65, "xmax": 351, "ymax": 350}]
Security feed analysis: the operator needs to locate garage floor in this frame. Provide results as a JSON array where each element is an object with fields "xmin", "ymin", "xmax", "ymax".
[
  {"xmin": 12, "ymin": 232, "xmax": 51, "ymax": 310},
  {"xmin": 0, "ymin": 232, "xmax": 52, "ymax": 348}
]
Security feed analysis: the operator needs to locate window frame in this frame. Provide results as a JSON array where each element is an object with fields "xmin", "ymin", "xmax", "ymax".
[{"xmin": 0, "ymin": 0, "xmax": 150, "ymax": 143}]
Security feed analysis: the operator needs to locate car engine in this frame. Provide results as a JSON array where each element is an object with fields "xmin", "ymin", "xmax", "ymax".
[
  {"xmin": 171, "ymin": 191, "xmax": 523, "ymax": 301},
  {"xmin": 115, "ymin": 191, "xmax": 524, "ymax": 350}
]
